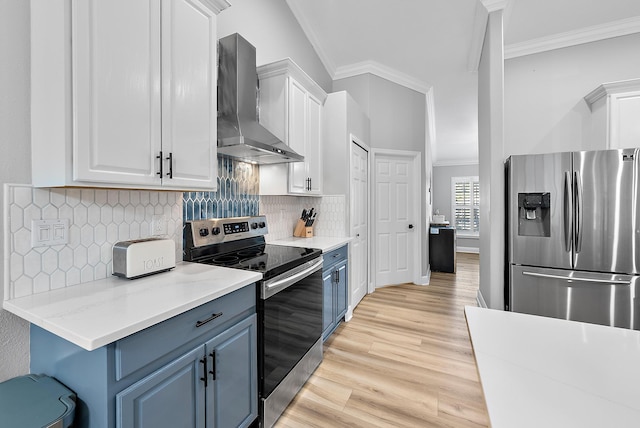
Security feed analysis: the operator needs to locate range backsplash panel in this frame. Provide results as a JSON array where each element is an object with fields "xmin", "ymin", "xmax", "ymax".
[{"xmin": 183, "ymin": 156, "xmax": 259, "ymax": 221}]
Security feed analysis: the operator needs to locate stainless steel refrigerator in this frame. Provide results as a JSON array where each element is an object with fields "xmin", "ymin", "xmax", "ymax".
[{"xmin": 507, "ymin": 148, "xmax": 640, "ymax": 330}]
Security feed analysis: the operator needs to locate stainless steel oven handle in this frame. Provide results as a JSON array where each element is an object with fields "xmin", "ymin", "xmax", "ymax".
[{"xmin": 263, "ymin": 257, "xmax": 323, "ymax": 299}]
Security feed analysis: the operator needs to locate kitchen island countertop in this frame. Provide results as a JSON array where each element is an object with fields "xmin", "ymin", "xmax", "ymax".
[
  {"xmin": 270, "ymin": 236, "xmax": 352, "ymax": 252},
  {"xmin": 465, "ymin": 306, "xmax": 640, "ymax": 428},
  {"xmin": 3, "ymin": 262, "xmax": 261, "ymax": 351}
]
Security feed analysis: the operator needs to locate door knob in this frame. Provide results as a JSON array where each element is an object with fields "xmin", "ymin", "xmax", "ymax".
[{"xmin": 408, "ymin": 224, "xmax": 414, "ymax": 229}]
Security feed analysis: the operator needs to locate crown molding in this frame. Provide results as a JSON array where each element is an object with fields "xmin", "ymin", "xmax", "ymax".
[
  {"xmin": 334, "ymin": 60, "xmax": 432, "ymax": 95},
  {"xmin": 481, "ymin": 0, "xmax": 509, "ymax": 13},
  {"xmin": 203, "ymin": 0, "xmax": 231, "ymax": 14},
  {"xmin": 433, "ymin": 159, "xmax": 479, "ymax": 167},
  {"xmin": 584, "ymin": 78, "xmax": 640, "ymax": 108},
  {"xmin": 505, "ymin": 15, "xmax": 640, "ymax": 59},
  {"xmin": 467, "ymin": 3, "xmax": 489, "ymax": 72},
  {"xmin": 285, "ymin": 0, "xmax": 336, "ymax": 77}
]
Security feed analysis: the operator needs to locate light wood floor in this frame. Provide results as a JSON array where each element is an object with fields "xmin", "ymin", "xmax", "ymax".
[{"xmin": 275, "ymin": 253, "xmax": 489, "ymax": 428}]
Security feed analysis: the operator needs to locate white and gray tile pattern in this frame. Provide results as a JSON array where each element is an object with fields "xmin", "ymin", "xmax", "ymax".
[{"xmin": 4, "ymin": 184, "xmax": 183, "ymax": 300}]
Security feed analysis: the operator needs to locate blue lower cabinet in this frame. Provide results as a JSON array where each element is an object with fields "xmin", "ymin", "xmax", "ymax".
[
  {"xmin": 206, "ymin": 315, "xmax": 258, "ymax": 428},
  {"xmin": 322, "ymin": 245, "xmax": 349, "ymax": 341},
  {"xmin": 30, "ymin": 285, "xmax": 258, "ymax": 428},
  {"xmin": 322, "ymin": 270, "xmax": 336, "ymax": 338},
  {"xmin": 116, "ymin": 315, "xmax": 257, "ymax": 428},
  {"xmin": 116, "ymin": 345, "xmax": 206, "ymax": 428}
]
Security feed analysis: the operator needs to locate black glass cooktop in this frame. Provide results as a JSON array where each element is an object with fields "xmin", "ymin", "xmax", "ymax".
[{"xmin": 199, "ymin": 243, "xmax": 321, "ymax": 280}]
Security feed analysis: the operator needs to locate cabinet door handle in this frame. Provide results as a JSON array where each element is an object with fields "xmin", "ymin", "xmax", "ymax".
[
  {"xmin": 195, "ymin": 312, "xmax": 223, "ymax": 328},
  {"xmin": 209, "ymin": 351, "xmax": 216, "ymax": 381},
  {"xmin": 156, "ymin": 151, "xmax": 163, "ymax": 177},
  {"xmin": 200, "ymin": 357, "xmax": 208, "ymax": 387},
  {"xmin": 166, "ymin": 152, "xmax": 173, "ymax": 179},
  {"xmin": 334, "ymin": 270, "xmax": 339, "ymax": 283}
]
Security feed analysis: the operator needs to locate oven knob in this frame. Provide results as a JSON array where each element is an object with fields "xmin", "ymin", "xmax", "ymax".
[
  {"xmin": 212, "ymin": 227, "xmax": 221, "ymax": 235},
  {"xmin": 251, "ymin": 222, "xmax": 258, "ymax": 229},
  {"xmin": 199, "ymin": 228, "xmax": 209, "ymax": 237},
  {"xmin": 259, "ymin": 222, "xmax": 266, "ymax": 228}
]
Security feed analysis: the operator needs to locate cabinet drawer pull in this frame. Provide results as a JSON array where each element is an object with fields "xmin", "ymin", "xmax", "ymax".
[{"xmin": 195, "ymin": 312, "xmax": 223, "ymax": 328}]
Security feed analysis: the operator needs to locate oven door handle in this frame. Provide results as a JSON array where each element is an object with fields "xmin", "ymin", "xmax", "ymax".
[{"xmin": 263, "ymin": 258, "xmax": 323, "ymax": 299}]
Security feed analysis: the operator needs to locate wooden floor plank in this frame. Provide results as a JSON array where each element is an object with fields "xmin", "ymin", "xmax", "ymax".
[{"xmin": 275, "ymin": 253, "xmax": 489, "ymax": 427}]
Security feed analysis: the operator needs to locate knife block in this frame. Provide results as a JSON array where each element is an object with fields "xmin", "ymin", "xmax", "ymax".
[{"xmin": 293, "ymin": 220, "xmax": 313, "ymax": 238}]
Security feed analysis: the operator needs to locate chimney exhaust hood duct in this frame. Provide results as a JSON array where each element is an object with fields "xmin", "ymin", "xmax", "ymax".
[{"xmin": 217, "ymin": 33, "xmax": 303, "ymax": 164}]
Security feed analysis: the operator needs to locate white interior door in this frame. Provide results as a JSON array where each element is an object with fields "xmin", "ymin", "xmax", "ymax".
[
  {"xmin": 375, "ymin": 154, "xmax": 415, "ymax": 287},
  {"xmin": 351, "ymin": 142, "xmax": 369, "ymax": 309}
]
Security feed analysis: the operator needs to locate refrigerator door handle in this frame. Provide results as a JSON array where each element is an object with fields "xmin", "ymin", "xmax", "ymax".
[
  {"xmin": 521, "ymin": 271, "xmax": 630, "ymax": 285},
  {"xmin": 574, "ymin": 170, "xmax": 583, "ymax": 253},
  {"xmin": 563, "ymin": 171, "xmax": 573, "ymax": 253}
]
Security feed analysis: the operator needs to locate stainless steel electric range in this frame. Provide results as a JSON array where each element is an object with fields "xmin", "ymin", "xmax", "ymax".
[{"xmin": 183, "ymin": 216, "xmax": 323, "ymax": 428}]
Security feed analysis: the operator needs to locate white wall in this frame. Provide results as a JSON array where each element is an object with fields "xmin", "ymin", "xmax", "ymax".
[
  {"xmin": 217, "ymin": 0, "xmax": 332, "ymax": 92},
  {"xmin": 505, "ymin": 32, "xmax": 640, "ymax": 157},
  {"xmin": 0, "ymin": 0, "xmax": 31, "ymax": 381},
  {"xmin": 333, "ymin": 74, "xmax": 430, "ymax": 278},
  {"xmin": 432, "ymin": 164, "xmax": 480, "ymax": 252},
  {"xmin": 478, "ymin": 10, "xmax": 505, "ymax": 310}
]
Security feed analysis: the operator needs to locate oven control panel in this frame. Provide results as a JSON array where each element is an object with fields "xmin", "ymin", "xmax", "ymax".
[
  {"xmin": 186, "ymin": 216, "xmax": 268, "ymax": 247},
  {"xmin": 224, "ymin": 222, "xmax": 250, "ymax": 235}
]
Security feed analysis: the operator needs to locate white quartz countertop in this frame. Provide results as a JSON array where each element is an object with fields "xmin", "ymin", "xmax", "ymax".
[
  {"xmin": 270, "ymin": 236, "xmax": 351, "ymax": 252},
  {"xmin": 465, "ymin": 306, "xmax": 640, "ymax": 428},
  {"xmin": 3, "ymin": 262, "xmax": 261, "ymax": 351}
]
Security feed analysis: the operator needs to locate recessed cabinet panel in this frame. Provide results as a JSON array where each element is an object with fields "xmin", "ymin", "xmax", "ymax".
[
  {"xmin": 73, "ymin": 0, "xmax": 161, "ymax": 185},
  {"xmin": 161, "ymin": 0, "xmax": 217, "ymax": 189},
  {"xmin": 306, "ymin": 95, "xmax": 323, "ymax": 194},
  {"xmin": 116, "ymin": 345, "xmax": 205, "ymax": 428},
  {"xmin": 288, "ymin": 79, "xmax": 309, "ymax": 193},
  {"xmin": 206, "ymin": 315, "xmax": 258, "ymax": 428}
]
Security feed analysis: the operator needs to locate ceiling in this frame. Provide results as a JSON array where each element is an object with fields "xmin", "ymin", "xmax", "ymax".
[{"xmin": 286, "ymin": 0, "xmax": 640, "ymax": 165}]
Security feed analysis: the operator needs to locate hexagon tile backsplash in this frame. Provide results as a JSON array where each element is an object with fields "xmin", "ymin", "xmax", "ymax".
[{"xmin": 4, "ymin": 184, "xmax": 183, "ymax": 300}]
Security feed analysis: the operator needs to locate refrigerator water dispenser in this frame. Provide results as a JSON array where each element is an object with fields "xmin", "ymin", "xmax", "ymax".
[{"xmin": 517, "ymin": 193, "xmax": 550, "ymax": 237}]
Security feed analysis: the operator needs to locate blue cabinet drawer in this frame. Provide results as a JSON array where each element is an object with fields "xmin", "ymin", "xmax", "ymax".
[
  {"xmin": 115, "ymin": 284, "xmax": 256, "ymax": 381},
  {"xmin": 323, "ymin": 245, "xmax": 348, "ymax": 270}
]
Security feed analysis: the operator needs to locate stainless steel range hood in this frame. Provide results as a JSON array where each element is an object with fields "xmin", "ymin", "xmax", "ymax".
[{"xmin": 217, "ymin": 33, "xmax": 303, "ymax": 164}]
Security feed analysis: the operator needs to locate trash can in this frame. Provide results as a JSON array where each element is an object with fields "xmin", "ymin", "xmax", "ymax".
[{"xmin": 0, "ymin": 374, "xmax": 76, "ymax": 428}]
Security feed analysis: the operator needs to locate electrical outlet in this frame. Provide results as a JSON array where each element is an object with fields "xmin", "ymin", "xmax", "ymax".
[
  {"xmin": 151, "ymin": 215, "xmax": 168, "ymax": 236},
  {"xmin": 32, "ymin": 219, "xmax": 69, "ymax": 247}
]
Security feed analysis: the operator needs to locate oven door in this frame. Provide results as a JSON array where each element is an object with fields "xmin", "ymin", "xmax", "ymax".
[{"xmin": 259, "ymin": 257, "xmax": 323, "ymax": 397}]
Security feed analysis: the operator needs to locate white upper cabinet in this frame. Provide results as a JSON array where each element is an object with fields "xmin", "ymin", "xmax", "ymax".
[
  {"xmin": 258, "ymin": 59, "xmax": 326, "ymax": 196},
  {"xmin": 585, "ymin": 79, "xmax": 640, "ymax": 150},
  {"xmin": 31, "ymin": 0, "xmax": 229, "ymax": 190}
]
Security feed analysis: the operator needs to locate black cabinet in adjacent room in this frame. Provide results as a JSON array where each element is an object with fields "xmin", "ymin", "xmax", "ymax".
[{"xmin": 429, "ymin": 226, "xmax": 456, "ymax": 273}]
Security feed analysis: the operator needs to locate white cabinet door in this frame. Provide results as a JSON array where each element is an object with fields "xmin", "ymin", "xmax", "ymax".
[
  {"xmin": 160, "ymin": 0, "xmax": 217, "ymax": 190},
  {"xmin": 305, "ymin": 94, "xmax": 323, "ymax": 195},
  {"xmin": 31, "ymin": 0, "xmax": 224, "ymax": 190},
  {"xmin": 73, "ymin": 0, "xmax": 162, "ymax": 186},
  {"xmin": 288, "ymin": 79, "xmax": 309, "ymax": 194},
  {"xmin": 257, "ymin": 59, "xmax": 326, "ymax": 196},
  {"xmin": 609, "ymin": 91, "xmax": 640, "ymax": 149}
]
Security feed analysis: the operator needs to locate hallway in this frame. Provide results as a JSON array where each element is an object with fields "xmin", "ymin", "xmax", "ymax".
[{"xmin": 276, "ymin": 253, "xmax": 488, "ymax": 427}]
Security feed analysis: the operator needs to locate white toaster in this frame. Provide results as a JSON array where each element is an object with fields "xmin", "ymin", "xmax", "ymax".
[{"xmin": 112, "ymin": 238, "xmax": 176, "ymax": 279}]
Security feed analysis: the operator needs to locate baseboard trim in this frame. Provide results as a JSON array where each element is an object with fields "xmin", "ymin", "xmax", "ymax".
[
  {"xmin": 415, "ymin": 270, "xmax": 431, "ymax": 286},
  {"xmin": 457, "ymin": 247, "xmax": 479, "ymax": 254},
  {"xmin": 476, "ymin": 290, "xmax": 488, "ymax": 308}
]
